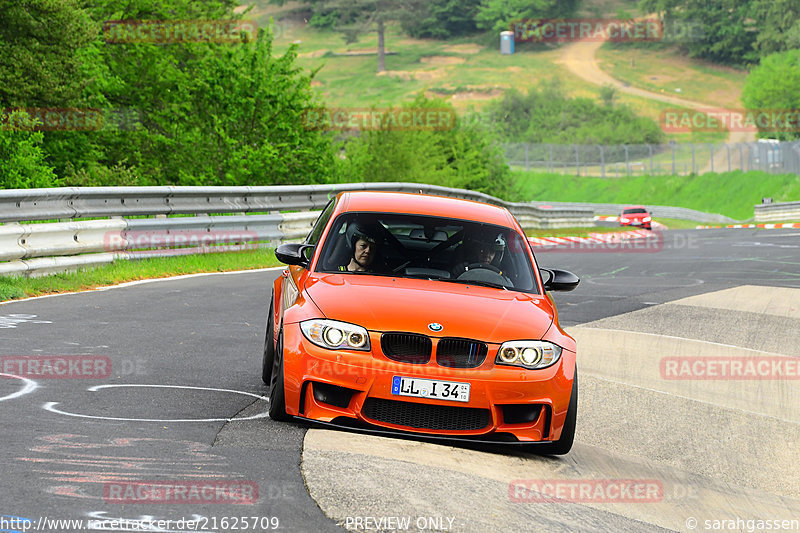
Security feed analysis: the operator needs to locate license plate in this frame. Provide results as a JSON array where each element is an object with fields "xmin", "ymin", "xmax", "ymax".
[{"xmin": 391, "ymin": 376, "xmax": 470, "ymax": 403}]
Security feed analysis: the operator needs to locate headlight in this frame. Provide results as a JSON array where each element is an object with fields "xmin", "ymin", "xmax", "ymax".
[
  {"xmin": 300, "ymin": 319, "xmax": 371, "ymax": 351},
  {"xmin": 643, "ymin": 216, "xmax": 652, "ymax": 222},
  {"xmin": 620, "ymin": 217, "xmax": 629, "ymax": 223},
  {"xmin": 495, "ymin": 341, "xmax": 561, "ymax": 369}
]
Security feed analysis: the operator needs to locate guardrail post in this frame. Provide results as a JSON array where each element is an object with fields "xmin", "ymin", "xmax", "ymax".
[
  {"xmin": 598, "ymin": 145, "xmax": 605, "ymax": 178},
  {"xmin": 548, "ymin": 144, "xmax": 554, "ymax": 173},
  {"xmin": 624, "ymin": 145, "xmax": 630, "ymax": 175},
  {"xmin": 525, "ymin": 144, "xmax": 530, "ymax": 171},
  {"xmin": 726, "ymin": 144, "xmax": 731, "ymax": 172},
  {"xmin": 671, "ymin": 144, "xmax": 676, "ymax": 175},
  {"xmin": 709, "ymin": 144, "xmax": 714, "ymax": 173},
  {"xmin": 574, "ymin": 145, "xmax": 580, "ymax": 176},
  {"xmin": 648, "ymin": 144, "xmax": 653, "ymax": 175},
  {"xmin": 691, "ymin": 144, "xmax": 696, "ymax": 174}
]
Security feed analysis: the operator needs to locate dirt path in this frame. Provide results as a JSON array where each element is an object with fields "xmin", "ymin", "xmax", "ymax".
[{"xmin": 557, "ymin": 40, "xmax": 755, "ymax": 173}]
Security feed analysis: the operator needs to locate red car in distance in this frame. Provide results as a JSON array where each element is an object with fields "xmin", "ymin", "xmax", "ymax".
[{"xmin": 619, "ymin": 206, "xmax": 652, "ymax": 230}]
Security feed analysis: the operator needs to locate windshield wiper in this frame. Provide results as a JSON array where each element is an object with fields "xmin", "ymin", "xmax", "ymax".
[{"xmin": 439, "ymin": 278, "xmax": 509, "ymax": 290}]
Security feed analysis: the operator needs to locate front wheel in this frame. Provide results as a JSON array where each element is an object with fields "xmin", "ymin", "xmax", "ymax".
[
  {"xmin": 536, "ymin": 368, "xmax": 577, "ymax": 456},
  {"xmin": 268, "ymin": 327, "xmax": 291, "ymax": 422}
]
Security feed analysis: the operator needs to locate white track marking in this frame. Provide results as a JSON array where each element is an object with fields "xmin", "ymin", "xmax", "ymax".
[
  {"xmin": 0, "ymin": 373, "xmax": 38, "ymax": 402},
  {"xmin": 0, "ymin": 267, "xmax": 284, "ymax": 307},
  {"xmin": 43, "ymin": 384, "xmax": 268, "ymax": 422}
]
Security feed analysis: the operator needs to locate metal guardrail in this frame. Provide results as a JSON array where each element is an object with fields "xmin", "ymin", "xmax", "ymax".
[
  {"xmin": 0, "ymin": 184, "xmax": 595, "ymax": 277},
  {"xmin": 527, "ymin": 201, "xmax": 736, "ymax": 224},
  {"xmin": 754, "ymin": 201, "xmax": 800, "ymax": 223},
  {"xmin": 0, "ymin": 183, "xmax": 522, "ymax": 223},
  {"xmin": 503, "ymin": 141, "xmax": 800, "ymax": 177}
]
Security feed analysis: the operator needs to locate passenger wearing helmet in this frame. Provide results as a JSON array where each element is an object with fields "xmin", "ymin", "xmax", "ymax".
[
  {"xmin": 340, "ymin": 222, "xmax": 382, "ymax": 272},
  {"xmin": 452, "ymin": 231, "xmax": 506, "ymax": 278}
]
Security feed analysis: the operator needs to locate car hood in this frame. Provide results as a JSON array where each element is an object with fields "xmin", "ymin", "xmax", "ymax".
[{"xmin": 304, "ymin": 273, "xmax": 554, "ymax": 343}]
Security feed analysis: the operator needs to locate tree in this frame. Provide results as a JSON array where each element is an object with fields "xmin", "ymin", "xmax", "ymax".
[
  {"xmin": 339, "ymin": 96, "xmax": 512, "ymax": 198},
  {"xmin": 401, "ymin": 0, "xmax": 481, "ymax": 39},
  {"xmin": 43, "ymin": 0, "xmax": 336, "ymax": 186},
  {"xmin": 485, "ymin": 81, "xmax": 665, "ymax": 145},
  {"xmin": 0, "ymin": 0, "xmax": 96, "ymax": 108},
  {"xmin": 752, "ymin": 0, "xmax": 800, "ymax": 56},
  {"xmin": 639, "ymin": 0, "xmax": 759, "ymax": 65},
  {"xmin": 742, "ymin": 49, "xmax": 800, "ymax": 140},
  {"xmin": 0, "ymin": 111, "xmax": 59, "ymax": 189},
  {"xmin": 288, "ymin": 0, "xmax": 425, "ymax": 72},
  {"xmin": 475, "ymin": 0, "xmax": 579, "ymax": 33}
]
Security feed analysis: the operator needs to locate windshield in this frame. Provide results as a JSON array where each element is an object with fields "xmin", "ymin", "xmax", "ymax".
[
  {"xmin": 623, "ymin": 208, "xmax": 648, "ymax": 214},
  {"xmin": 316, "ymin": 213, "xmax": 539, "ymax": 294}
]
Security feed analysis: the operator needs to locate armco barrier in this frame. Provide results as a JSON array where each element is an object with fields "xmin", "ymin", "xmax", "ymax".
[
  {"xmin": 754, "ymin": 201, "xmax": 800, "ymax": 223},
  {"xmin": 0, "ymin": 184, "xmax": 594, "ymax": 277},
  {"xmin": 528, "ymin": 201, "xmax": 735, "ymax": 224}
]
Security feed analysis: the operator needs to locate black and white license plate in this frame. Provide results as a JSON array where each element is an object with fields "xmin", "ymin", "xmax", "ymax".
[{"xmin": 391, "ymin": 376, "xmax": 470, "ymax": 403}]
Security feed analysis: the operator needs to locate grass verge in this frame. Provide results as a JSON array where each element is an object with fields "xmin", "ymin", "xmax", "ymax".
[
  {"xmin": 653, "ymin": 218, "xmax": 707, "ymax": 230},
  {"xmin": 0, "ymin": 248, "xmax": 282, "ymax": 303},
  {"xmin": 527, "ymin": 226, "xmax": 630, "ymax": 238},
  {"xmin": 597, "ymin": 44, "xmax": 746, "ymax": 110},
  {"xmin": 511, "ymin": 170, "xmax": 800, "ymax": 221}
]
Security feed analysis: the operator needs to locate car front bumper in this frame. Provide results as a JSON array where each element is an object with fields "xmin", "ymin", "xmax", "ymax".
[{"xmin": 280, "ymin": 325, "xmax": 576, "ymax": 443}]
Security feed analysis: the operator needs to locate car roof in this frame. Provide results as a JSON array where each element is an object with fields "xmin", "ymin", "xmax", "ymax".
[
  {"xmin": 622, "ymin": 205, "xmax": 647, "ymax": 209},
  {"xmin": 336, "ymin": 191, "xmax": 515, "ymax": 226}
]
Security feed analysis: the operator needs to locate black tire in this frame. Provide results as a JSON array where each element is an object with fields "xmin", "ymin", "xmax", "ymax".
[
  {"xmin": 261, "ymin": 298, "xmax": 275, "ymax": 385},
  {"xmin": 537, "ymin": 368, "xmax": 577, "ymax": 456},
  {"xmin": 268, "ymin": 327, "xmax": 291, "ymax": 421}
]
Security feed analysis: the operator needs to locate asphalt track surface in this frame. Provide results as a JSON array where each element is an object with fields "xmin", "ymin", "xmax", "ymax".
[{"xmin": 1, "ymin": 227, "xmax": 798, "ymax": 532}]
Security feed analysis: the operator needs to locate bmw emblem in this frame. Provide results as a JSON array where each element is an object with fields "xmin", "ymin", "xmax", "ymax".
[{"xmin": 428, "ymin": 323, "xmax": 443, "ymax": 332}]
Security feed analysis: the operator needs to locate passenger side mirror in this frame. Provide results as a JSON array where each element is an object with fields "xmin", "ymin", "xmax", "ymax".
[
  {"xmin": 275, "ymin": 243, "xmax": 314, "ymax": 269},
  {"xmin": 540, "ymin": 268, "xmax": 580, "ymax": 292}
]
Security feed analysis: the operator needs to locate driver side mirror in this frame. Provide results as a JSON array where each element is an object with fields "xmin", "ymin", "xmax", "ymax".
[
  {"xmin": 275, "ymin": 243, "xmax": 315, "ymax": 269},
  {"xmin": 540, "ymin": 268, "xmax": 580, "ymax": 292}
]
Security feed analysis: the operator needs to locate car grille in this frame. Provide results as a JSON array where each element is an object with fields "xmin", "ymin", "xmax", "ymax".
[
  {"xmin": 362, "ymin": 398, "xmax": 491, "ymax": 431},
  {"xmin": 381, "ymin": 333, "xmax": 432, "ymax": 364},
  {"xmin": 436, "ymin": 338, "xmax": 488, "ymax": 368}
]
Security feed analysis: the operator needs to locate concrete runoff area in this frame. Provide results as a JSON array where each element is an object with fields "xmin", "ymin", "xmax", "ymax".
[{"xmin": 302, "ymin": 285, "xmax": 800, "ymax": 532}]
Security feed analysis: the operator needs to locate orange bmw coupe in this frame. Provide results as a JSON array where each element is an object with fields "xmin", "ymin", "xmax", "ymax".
[{"xmin": 263, "ymin": 191, "xmax": 580, "ymax": 454}]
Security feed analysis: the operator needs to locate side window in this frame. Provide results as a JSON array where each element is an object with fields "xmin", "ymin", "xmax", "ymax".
[{"xmin": 305, "ymin": 199, "xmax": 336, "ymax": 247}]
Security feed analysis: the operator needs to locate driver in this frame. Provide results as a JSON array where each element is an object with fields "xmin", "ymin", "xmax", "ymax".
[
  {"xmin": 340, "ymin": 222, "xmax": 383, "ymax": 272},
  {"xmin": 453, "ymin": 232, "xmax": 505, "ymax": 277}
]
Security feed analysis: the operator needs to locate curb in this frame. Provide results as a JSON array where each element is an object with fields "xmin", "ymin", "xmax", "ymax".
[
  {"xmin": 594, "ymin": 215, "xmax": 666, "ymax": 230},
  {"xmin": 696, "ymin": 223, "xmax": 800, "ymax": 229},
  {"xmin": 529, "ymin": 228, "xmax": 654, "ymax": 248}
]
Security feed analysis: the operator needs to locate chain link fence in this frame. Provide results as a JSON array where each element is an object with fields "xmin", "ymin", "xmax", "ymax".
[{"xmin": 502, "ymin": 141, "xmax": 800, "ymax": 176}]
